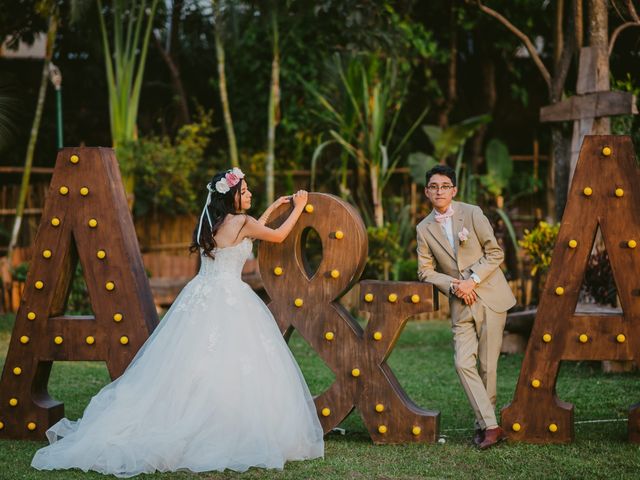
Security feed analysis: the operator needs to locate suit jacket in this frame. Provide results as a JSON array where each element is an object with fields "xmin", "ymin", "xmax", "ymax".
[{"xmin": 416, "ymin": 201, "xmax": 516, "ymax": 314}]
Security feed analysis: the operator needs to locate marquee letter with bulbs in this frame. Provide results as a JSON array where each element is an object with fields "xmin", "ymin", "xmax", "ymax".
[
  {"xmin": 0, "ymin": 148, "xmax": 158, "ymax": 440},
  {"xmin": 259, "ymin": 194, "xmax": 440, "ymax": 444},
  {"xmin": 502, "ymin": 136, "xmax": 640, "ymax": 443}
]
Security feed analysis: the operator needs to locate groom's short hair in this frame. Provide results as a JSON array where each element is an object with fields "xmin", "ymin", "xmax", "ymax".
[{"xmin": 425, "ymin": 165, "xmax": 456, "ymax": 187}]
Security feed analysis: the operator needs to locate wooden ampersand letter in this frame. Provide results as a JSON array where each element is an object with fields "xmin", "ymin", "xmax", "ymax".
[
  {"xmin": 259, "ymin": 193, "xmax": 440, "ymax": 443},
  {"xmin": 0, "ymin": 148, "xmax": 158, "ymax": 440},
  {"xmin": 502, "ymin": 136, "xmax": 640, "ymax": 443}
]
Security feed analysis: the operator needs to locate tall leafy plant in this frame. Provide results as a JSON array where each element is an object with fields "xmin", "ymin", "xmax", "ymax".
[
  {"xmin": 307, "ymin": 53, "xmax": 428, "ymax": 227},
  {"xmin": 72, "ymin": 0, "xmax": 159, "ymax": 193},
  {"xmin": 407, "ymin": 114, "xmax": 491, "ymax": 188}
]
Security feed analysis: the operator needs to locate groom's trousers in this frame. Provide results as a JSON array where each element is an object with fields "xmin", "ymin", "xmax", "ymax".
[{"xmin": 451, "ymin": 300, "xmax": 506, "ymax": 430}]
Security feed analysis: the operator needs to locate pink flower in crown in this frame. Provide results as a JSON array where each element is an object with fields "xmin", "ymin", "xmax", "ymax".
[
  {"xmin": 224, "ymin": 167, "xmax": 245, "ymax": 188},
  {"xmin": 225, "ymin": 172, "xmax": 240, "ymax": 187},
  {"xmin": 458, "ymin": 227, "xmax": 469, "ymax": 244}
]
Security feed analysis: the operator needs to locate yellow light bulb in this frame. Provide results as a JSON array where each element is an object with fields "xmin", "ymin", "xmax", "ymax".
[
  {"xmin": 324, "ymin": 332, "xmax": 334, "ymax": 341},
  {"xmin": 105, "ymin": 281, "xmax": 115, "ymax": 291},
  {"xmin": 9, "ymin": 398, "xmax": 18, "ymax": 407},
  {"xmin": 13, "ymin": 367, "xmax": 22, "ymax": 375},
  {"xmin": 616, "ymin": 334, "xmax": 626, "ymax": 343},
  {"xmin": 615, "ymin": 188, "xmax": 624, "ymax": 197},
  {"xmin": 321, "ymin": 408, "xmax": 331, "ymax": 417},
  {"xmin": 555, "ymin": 287, "xmax": 564, "ymax": 296},
  {"xmin": 388, "ymin": 293, "xmax": 398, "ymax": 303},
  {"xmin": 375, "ymin": 404, "xmax": 385, "ymax": 413},
  {"xmin": 59, "ymin": 186, "xmax": 69, "ymax": 195},
  {"xmin": 294, "ymin": 298, "xmax": 304, "ymax": 307},
  {"xmin": 88, "ymin": 218, "xmax": 98, "ymax": 228},
  {"xmin": 378, "ymin": 425, "xmax": 387, "ymax": 434},
  {"xmin": 351, "ymin": 368, "xmax": 361, "ymax": 377},
  {"xmin": 602, "ymin": 146, "xmax": 612, "ymax": 156},
  {"xmin": 54, "ymin": 336, "xmax": 63, "ymax": 345},
  {"xmin": 542, "ymin": 333, "xmax": 552, "ymax": 343},
  {"xmin": 512, "ymin": 423, "xmax": 522, "ymax": 432},
  {"xmin": 20, "ymin": 336, "xmax": 29, "ymax": 344},
  {"xmin": 80, "ymin": 187, "xmax": 89, "ymax": 196},
  {"xmin": 304, "ymin": 204, "xmax": 314, "ymax": 213},
  {"xmin": 335, "ymin": 230, "xmax": 344, "ymax": 239},
  {"xmin": 0, "ymin": 421, "xmax": 4, "ymax": 430},
  {"xmin": 330, "ymin": 269, "xmax": 340, "ymax": 279},
  {"xmin": 27, "ymin": 312, "xmax": 36, "ymax": 321},
  {"xmin": 120, "ymin": 336, "xmax": 129, "ymax": 345},
  {"xmin": 628, "ymin": 240, "xmax": 637, "ymax": 249},
  {"xmin": 97, "ymin": 250, "xmax": 106, "ymax": 259},
  {"xmin": 531, "ymin": 379, "xmax": 541, "ymax": 388},
  {"xmin": 42, "ymin": 249, "xmax": 52, "ymax": 259},
  {"xmin": 85, "ymin": 336, "xmax": 95, "ymax": 345},
  {"xmin": 548, "ymin": 423, "xmax": 558, "ymax": 433},
  {"xmin": 273, "ymin": 266, "xmax": 283, "ymax": 276},
  {"xmin": 364, "ymin": 293, "xmax": 374, "ymax": 302},
  {"xmin": 70, "ymin": 154, "xmax": 79, "ymax": 164},
  {"xmin": 411, "ymin": 294, "xmax": 420, "ymax": 303},
  {"xmin": 373, "ymin": 331, "xmax": 383, "ymax": 341},
  {"xmin": 35, "ymin": 281, "xmax": 44, "ymax": 290},
  {"xmin": 579, "ymin": 333, "xmax": 589, "ymax": 343},
  {"xmin": 27, "ymin": 422, "xmax": 36, "ymax": 431},
  {"xmin": 412, "ymin": 426, "xmax": 421, "ymax": 436},
  {"xmin": 568, "ymin": 240, "xmax": 578, "ymax": 248},
  {"xmin": 51, "ymin": 217, "xmax": 61, "ymax": 227},
  {"xmin": 113, "ymin": 313, "xmax": 123, "ymax": 322},
  {"xmin": 583, "ymin": 187, "xmax": 593, "ymax": 196}
]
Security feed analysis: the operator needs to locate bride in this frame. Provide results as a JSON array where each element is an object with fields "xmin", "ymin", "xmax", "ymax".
[{"xmin": 32, "ymin": 168, "xmax": 324, "ymax": 477}]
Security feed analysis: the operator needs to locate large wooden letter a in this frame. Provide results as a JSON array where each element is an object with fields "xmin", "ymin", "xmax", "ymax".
[
  {"xmin": 0, "ymin": 148, "xmax": 158, "ymax": 439},
  {"xmin": 502, "ymin": 136, "xmax": 640, "ymax": 443}
]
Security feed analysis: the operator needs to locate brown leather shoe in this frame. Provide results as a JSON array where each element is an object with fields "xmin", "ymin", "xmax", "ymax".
[
  {"xmin": 478, "ymin": 426, "xmax": 506, "ymax": 450},
  {"xmin": 473, "ymin": 428, "xmax": 485, "ymax": 446}
]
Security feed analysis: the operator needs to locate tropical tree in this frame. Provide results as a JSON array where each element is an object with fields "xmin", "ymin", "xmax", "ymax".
[
  {"xmin": 265, "ymin": 5, "xmax": 280, "ymax": 204},
  {"xmin": 307, "ymin": 54, "xmax": 428, "ymax": 227},
  {"xmin": 212, "ymin": 0, "xmax": 239, "ymax": 168}
]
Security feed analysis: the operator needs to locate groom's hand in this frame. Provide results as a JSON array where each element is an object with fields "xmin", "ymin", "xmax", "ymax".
[
  {"xmin": 452, "ymin": 279, "xmax": 477, "ymax": 305},
  {"xmin": 455, "ymin": 278, "xmax": 476, "ymax": 296}
]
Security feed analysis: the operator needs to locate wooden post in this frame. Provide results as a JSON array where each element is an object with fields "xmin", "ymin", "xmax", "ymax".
[{"xmin": 540, "ymin": 47, "xmax": 638, "ymax": 189}]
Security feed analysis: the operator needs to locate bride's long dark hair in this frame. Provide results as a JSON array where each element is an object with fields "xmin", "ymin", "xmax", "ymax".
[{"xmin": 190, "ymin": 170, "xmax": 245, "ymax": 258}]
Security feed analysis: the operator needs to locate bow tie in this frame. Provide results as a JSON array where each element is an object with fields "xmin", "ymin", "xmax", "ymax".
[{"xmin": 434, "ymin": 208, "xmax": 454, "ymax": 224}]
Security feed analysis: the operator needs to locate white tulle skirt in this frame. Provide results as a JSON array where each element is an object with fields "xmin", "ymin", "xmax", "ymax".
[{"xmin": 31, "ymin": 273, "xmax": 324, "ymax": 477}]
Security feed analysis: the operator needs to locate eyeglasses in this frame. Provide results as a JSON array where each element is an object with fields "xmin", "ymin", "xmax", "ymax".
[{"xmin": 426, "ymin": 184, "xmax": 455, "ymax": 193}]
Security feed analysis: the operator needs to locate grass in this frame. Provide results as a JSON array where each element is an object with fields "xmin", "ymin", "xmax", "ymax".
[{"xmin": 1, "ymin": 312, "xmax": 640, "ymax": 479}]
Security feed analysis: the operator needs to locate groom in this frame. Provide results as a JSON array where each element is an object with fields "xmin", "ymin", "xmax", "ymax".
[{"xmin": 416, "ymin": 165, "xmax": 515, "ymax": 449}]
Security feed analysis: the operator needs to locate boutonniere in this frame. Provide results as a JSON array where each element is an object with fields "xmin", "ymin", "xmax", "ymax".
[{"xmin": 458, "ymin": 227, "xmax": 469, "ymax": 244}]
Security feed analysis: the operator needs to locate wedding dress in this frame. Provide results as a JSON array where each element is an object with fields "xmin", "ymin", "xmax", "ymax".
[{"xmin": 32, "ymin": 238, "xmax": 324, "ymax": 477}]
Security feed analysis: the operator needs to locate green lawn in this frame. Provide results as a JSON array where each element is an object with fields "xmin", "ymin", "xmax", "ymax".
[{"xmin": 1, "ymin": 312, "xmax": 640, "ymax": 479}]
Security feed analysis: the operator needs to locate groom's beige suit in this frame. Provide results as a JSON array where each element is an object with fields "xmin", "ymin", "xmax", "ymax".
[{"xmin": 417, "ymin": 200, "xmax": 516, "ymax": 429}]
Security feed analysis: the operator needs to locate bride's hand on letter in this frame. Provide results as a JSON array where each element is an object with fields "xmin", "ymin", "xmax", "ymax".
[{"xmin": 292, "ymin": 190, "xmax": 308, "ymax": 208}]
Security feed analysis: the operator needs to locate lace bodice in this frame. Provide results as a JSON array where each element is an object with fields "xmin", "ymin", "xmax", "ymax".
[{"xmin": 198, "ymin": 237, "xmax": 253, "ymax": 281}]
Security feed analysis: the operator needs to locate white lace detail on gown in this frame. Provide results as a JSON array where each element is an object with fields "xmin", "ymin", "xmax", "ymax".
[{"xmin": 31, "ymin": 238, "xmax": 324, "ymax": 477}]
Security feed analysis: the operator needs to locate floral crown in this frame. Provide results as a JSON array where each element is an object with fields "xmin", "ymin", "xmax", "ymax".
[{"xmin": 210, "ymin": 167, "xmax": 245, "ymax": 194}]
